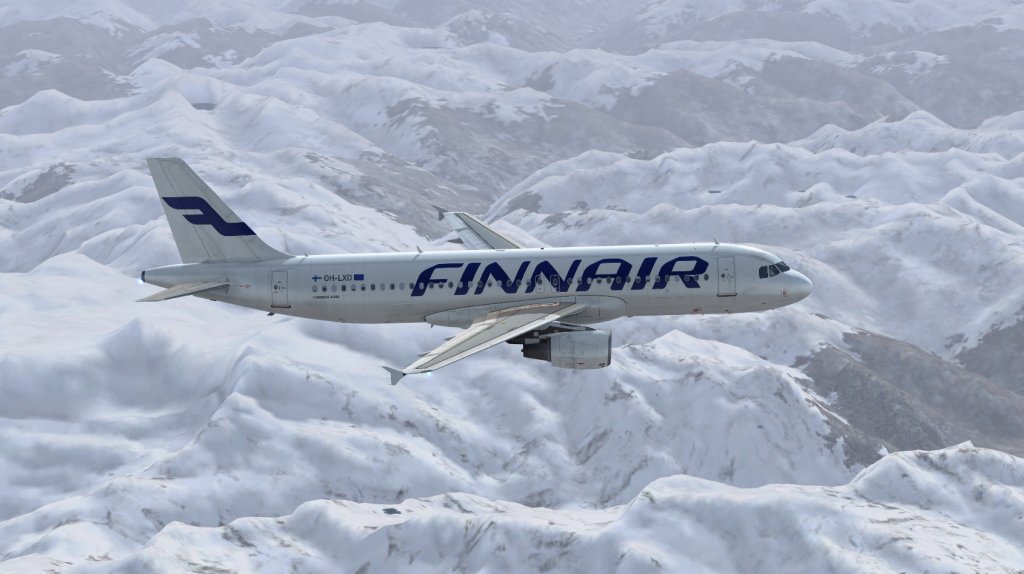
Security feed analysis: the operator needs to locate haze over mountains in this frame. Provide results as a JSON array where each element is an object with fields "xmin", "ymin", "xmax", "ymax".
[{"xmin": 1, "ymin": 0, "xmax": 1024, "ymax": 571}]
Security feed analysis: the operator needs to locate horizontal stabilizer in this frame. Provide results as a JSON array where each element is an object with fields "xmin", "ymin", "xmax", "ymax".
[{"xmin": 137, "ymin": 281, "xmax": 229, "ymax": 302}]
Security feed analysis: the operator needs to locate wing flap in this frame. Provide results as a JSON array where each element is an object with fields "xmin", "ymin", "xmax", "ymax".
[
  {"xmin": 136, "ymin": 281, "xmax": 229, "ymax": 302},
  {"xmin": 385, "ymin": 301, "xmax": 586, "ymax": 383}
]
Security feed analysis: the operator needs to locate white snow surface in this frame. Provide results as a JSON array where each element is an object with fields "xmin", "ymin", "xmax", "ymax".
[
  {"xmin": 2, "ymin": 1, "xmax": 1024, "ymax": 572},
  {"xmin": 58, "ymin": 445, "xmax": 1024, "ymax": 573}
]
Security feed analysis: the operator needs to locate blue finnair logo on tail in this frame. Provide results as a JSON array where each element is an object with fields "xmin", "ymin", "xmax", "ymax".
[{"xmin": 163, "ymin": 196, "xmax": 256, "ymax": 237}]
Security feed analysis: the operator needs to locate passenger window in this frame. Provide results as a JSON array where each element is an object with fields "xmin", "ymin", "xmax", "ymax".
[
  {"xmin": 390, "ymin": 283, "xmax": 395, "ymax": 290},
  {"xmin": 370, "ymin": 284, "xmax": 376, "ymax": 291},
  {"xmin": 311, "ymin": 285, "xmax": 317, "ymax": 292}
]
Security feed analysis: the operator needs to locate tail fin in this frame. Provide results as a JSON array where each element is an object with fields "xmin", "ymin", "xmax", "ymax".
[{"xmin": 147, "ymin": 158, "xmax": 290, "ymax": 263}]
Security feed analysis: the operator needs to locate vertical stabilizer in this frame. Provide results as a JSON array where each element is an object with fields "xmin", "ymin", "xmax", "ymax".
[{"xmin": 147, "ymin": 158, "xmax": 289, "ymax": 263}]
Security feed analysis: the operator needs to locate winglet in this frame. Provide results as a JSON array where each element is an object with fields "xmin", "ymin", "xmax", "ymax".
[
  {"xmin": 434, "ymin": 205, "xmax": 447, "ymax": 221},
  {"xmin": 437, "ymin": 210, "xmax": 522, "ymax": 250},
  {"xmin": 383, "ymin": 366, "xmax": 407, "ymax": 386}
]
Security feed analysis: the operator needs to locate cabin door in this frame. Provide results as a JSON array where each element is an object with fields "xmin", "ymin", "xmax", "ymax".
[
  {"xmin": 717, "ymin": 257, "xmax": 736, "ymax": 297},
  {"xmin": 271, "ymin": 270, "xmax": 290, "ymax": 308}
]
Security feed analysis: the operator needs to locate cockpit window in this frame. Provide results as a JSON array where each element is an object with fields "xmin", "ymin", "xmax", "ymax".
[{"xmin": 759, "ymin": 261, "xmax": 790, "ymax": 279}]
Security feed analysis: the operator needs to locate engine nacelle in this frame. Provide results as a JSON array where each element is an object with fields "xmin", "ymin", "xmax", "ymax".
[{"xmin": 522, "ymin": 330, "xmax": 612, "ymax": 369}]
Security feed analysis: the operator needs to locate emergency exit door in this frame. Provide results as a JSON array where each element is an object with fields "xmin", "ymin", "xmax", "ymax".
[
  {"xmin": 717, "ymin": 257, "xmax": 736, "ymax": 297},
  {"xmin": 271, "ymin": 270, "xmax": 290, "ymax": 308}
]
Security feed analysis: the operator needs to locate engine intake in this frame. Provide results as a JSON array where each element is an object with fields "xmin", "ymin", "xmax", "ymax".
[{"xmin": 522, "ymin": 330, "xmax": 612, "ymax": 369}]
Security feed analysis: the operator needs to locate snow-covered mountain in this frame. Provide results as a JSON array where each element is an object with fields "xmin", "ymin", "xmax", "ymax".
[
  {"xmin": 2, "ymin": 1, "xmax": 1023, "ymax": 571},
  {"xmin": 50, "ymin": 446, "xmax": 1024, "ymax": 573}
]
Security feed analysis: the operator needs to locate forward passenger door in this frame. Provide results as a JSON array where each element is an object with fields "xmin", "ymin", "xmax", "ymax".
[{"xmin": 717, "ymin": 257, "xmax": 736, "ymax": 297}]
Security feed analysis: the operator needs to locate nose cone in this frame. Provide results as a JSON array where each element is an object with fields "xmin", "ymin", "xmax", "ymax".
[{"xmin": 786, "ymin": 271, "xmax": 813, "ymax": 302}]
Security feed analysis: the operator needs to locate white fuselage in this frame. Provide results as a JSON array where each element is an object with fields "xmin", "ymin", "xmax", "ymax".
[{"xmin": 142, "ymin": 243, "xmax": 812, "ymax": 327}]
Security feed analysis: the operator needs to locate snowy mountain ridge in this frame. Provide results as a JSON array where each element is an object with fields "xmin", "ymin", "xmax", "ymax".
[
  {"xmin": 2, "ymin": 1, "xmax": 1024, "ymax": 572},
  {"xmin": 6, "ymin": 444, "xmax": 1016, "ymax": 574}
]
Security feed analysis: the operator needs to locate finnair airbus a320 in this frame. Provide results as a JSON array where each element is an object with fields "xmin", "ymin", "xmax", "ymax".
[{"xmin": 139, "ymin": 158, "xmax": 812, "ymax": 384}]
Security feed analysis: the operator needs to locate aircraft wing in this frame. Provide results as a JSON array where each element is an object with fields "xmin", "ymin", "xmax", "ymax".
[
  {"xmin": 436, "ymin": 207, "xmax": 522, "ymax": 250},
  {"xmin": 136, "ymin": 281, "xmax": 229, "ymax": 302},
  {"xmin": 384, "ymin": 301, "xmax": 586, "ymax": 384}
]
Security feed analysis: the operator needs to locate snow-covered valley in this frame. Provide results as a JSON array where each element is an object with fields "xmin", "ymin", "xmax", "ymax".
[{"xmin": 1, "ymin": 1, "xmax": 1024, "ymax": 572}]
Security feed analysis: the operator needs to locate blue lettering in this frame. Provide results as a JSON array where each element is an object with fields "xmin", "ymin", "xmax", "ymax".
[
  {"xmin": 526, "ymin": 260, "xmax": 580, "ymax": 293},
  {"xmin": 476, "ymin": 261, "xmax": 530, "ymax": 294},
  {"xmin": 455, "ymin": 262, "xmax": 481, "ymax": 295},
  {"xmin": 630, "ymin": 256, "xmax": 658, "ymax": 290},
  {"xmin": 409, "ymin": 256, "xmax": 710, "ymax": 297},
  {"xmin": 577, "ymin": 258, "xmax": 633, "ymax": 292},
  {"xmin": 411, "ymin": 263, "xmax": 463, "ymax": 297},
  {"xmin": 654, "ymin": 256, "xmax": 708, "ymax": 289}
]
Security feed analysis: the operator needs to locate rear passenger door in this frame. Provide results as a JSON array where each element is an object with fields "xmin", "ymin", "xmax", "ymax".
[{"xmin": 271, "ymin": 270, "xmax": 290, "ymax": 308}]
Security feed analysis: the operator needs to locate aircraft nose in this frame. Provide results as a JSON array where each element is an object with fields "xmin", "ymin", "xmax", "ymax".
[{"xmin": 786, "ymin": 271, "xmax": 813, "ymax": 302}]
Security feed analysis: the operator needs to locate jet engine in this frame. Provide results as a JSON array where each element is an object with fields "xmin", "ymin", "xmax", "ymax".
[{"xmin": 521, "ymin": 329, "xmax": 612, "ymax": 369}]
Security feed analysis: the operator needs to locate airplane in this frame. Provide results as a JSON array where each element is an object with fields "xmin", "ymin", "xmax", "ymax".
[{"xmin": 138, "ymin": 158, "xmax": 813, "ymax": 384}]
